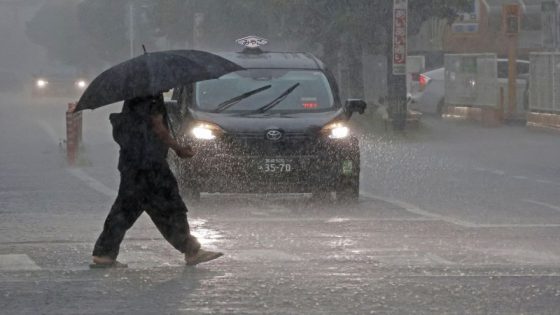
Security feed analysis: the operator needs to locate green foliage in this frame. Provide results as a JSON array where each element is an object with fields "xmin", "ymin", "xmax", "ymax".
[
  {"xmin": 265, "ymin": 0, "xmax": 472, "ymax": 52},
  {"xmin": 26, "ymin": 0, "xmax": 472, "ymax": 69},
  {"xmin": 77, "ymin": 0, "xmax": 129, "ymax": 63}
]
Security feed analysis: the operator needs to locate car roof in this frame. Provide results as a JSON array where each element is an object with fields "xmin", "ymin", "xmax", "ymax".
[{"xmin": 216, "ymin": 51, "xmax": 326, "ymax": 70}]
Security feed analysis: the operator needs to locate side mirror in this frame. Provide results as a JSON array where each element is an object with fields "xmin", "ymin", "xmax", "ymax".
[{"xmin": 345, "ymin": 99, "xmax": 367, "ymax": 115}]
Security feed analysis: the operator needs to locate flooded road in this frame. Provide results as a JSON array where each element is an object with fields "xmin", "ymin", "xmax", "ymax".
[{"xmin": 1, "ymin": 96, "xmax": 559, "ymax": 314}]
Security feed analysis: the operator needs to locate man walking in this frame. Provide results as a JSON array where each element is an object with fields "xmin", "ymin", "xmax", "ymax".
[{"xmin": 91, "ymin": 94, "xmax": 222, "ymax": 267}]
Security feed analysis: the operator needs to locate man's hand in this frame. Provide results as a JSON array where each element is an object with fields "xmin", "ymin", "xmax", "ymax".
[{"xmin": 175, "ymin": 145, "xmax": 195, "ymax": 159}]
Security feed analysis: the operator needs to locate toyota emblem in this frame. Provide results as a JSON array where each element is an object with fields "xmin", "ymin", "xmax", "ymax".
[{"xmin": 265, "ymin": 129, "xmax": 283, "ymax": 141}]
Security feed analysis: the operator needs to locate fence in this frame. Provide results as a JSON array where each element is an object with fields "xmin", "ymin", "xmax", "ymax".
[
  {"xmin": 444, "ymin": 53, "xmax": 498, "ymax": 108},
  {"xmin": 529, "ymin": 53, "xmax": 560, "ymax": 113},
  {"xmin": 66, "ymin": 103, "xmax": 82, "ymax": 166}
]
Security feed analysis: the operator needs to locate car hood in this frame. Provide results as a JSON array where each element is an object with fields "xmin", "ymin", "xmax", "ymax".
[{"xmin": 189, "ymin": 108, "xmax": 346, "ymax": 134}]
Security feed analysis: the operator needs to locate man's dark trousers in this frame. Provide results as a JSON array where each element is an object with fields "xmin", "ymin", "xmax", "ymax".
[{"xmin": 93, "ymin": 164, "xmax": 200, "ymax": 259}]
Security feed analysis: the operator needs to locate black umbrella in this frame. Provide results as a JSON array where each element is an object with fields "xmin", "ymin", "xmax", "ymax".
[{"xmin": 76, "ymin": 50, "xmax": 243, "ymax": 111}]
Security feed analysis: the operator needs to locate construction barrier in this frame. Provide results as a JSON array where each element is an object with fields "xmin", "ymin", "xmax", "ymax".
[{"xmin": 66, "ymin": 102, "xmax": 82, "ymax": 166}]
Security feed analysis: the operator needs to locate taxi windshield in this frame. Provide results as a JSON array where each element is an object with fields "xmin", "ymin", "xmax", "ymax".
[{"xmin": 195, "ymin": 69, "xmax": 335, "ymax": 113}]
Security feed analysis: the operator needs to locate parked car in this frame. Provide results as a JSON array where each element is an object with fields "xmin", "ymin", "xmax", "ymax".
[
  {"xmin": 168, "ymin": 37, "xmax": 366, "ymax": 201},
  {"xmin": 410, "ymin": 59, "xmax": 530, "ymax": 116}
]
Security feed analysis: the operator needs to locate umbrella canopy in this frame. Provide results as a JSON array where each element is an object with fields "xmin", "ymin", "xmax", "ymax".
[{"xmin": 76, "ymin": 50, "xmax": 243, "ymax": 111}]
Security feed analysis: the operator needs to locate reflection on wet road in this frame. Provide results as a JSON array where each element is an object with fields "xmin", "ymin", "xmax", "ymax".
[{"xmin": 1, "ymin": 97, "xmax": 559, "ymax": 313}]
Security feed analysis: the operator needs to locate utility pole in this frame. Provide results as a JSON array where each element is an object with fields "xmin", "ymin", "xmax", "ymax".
[
  {"xmin": 503, "ymin": 4, "xmax": 520, "ymax": 119},
  {"xmin": 387, "ymin": 0, "xmax": 408, "ymax": 130}
]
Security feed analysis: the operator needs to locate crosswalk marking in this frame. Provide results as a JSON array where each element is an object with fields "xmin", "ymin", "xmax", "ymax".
[{"xmin": 0, "ymin": 254, "xmax": 41, "ymax": 271}]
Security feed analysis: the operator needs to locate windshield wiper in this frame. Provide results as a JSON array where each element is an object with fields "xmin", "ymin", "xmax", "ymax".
[
  {"xmin": 250, "ymin": 83, "xmax": 300, "ymax": 114},
  {"xmin": 212, "ymin": 85, "xmax": 272, "ymax": 113}
]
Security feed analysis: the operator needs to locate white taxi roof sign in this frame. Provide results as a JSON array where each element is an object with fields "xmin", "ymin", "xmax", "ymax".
[{"xmin": 236, "ymin": 36, "xmax": 268, "ymax": 49}]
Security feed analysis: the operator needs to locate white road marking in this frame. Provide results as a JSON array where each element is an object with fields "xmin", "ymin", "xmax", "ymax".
[
  {"xmin": 473, "ymin": 167, "xmax": 505, "ymax": 176},
  {"xmin": 67, "ymin": 168, "xmax": 115, "ymax": 197},
  {"xmin": 208, "ymin": 217, "xmax": 438, "ymax": 223},
  {"xmin": 362, "ymin": 193, "xmax": 560, "ymax": 228},
  {"xmin": 535, "ymin": 179, "xmax": 560, "ymax": 186},
  {"xmin": 37, "ymin": 120, "xmax": 61, "ymax": 144},
  {"xmin": 404, "ymin": 274, "xmax": 560, "ymax": 278},
  {"xmin": 230, "ymin": 249, "xmax": 301, "ymax": 262},
  {"xmin": 489, "ymin": 170, "xmax": 506, "ymax": 176},
  {"xmin": 523, "ymin": 199, "xmax": 560, "ymax": 213},
  {"xmin": 362, "ymin": 193, "xmax": 477, "ymax": 228},
  {"xmin": 512, "ymin": 175, "xmax": 529, "ymax": 180},
  {"xmin": 0, "ymin": 254, "xmax": 41, "ymax": 271},
  {"xmin": 37, "ymin": 119, "xmax": 116, "ymax": 198},
  {"xmin": 425, "ymin": 253, "xmax": 455, "ymax": 265}
]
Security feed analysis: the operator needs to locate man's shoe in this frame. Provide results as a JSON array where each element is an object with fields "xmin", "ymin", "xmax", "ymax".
[
  {"xmin": 90, "ymin": 256, "xmax": 128, "ymax": 269},
  {"xmin": 185, "ymin": 249, "xmax": 223, "ymax": 266}
]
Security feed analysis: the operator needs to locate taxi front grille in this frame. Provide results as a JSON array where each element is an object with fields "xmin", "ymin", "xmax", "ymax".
[{"xmin": 222, "ymin": 132, "xmax": 320, "ymax": 156}]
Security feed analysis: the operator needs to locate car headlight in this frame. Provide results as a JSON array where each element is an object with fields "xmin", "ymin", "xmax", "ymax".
[
  {"xmin": 322, "ymin": 122, "xmax": 350, "ymax": 139},
  {"xmin": 36, "ymin": 79, "xmax": 48, "ymax": 88},
  {"xmin": 76, "ymin": 80, "xmax": 87, "ymax": 89},
  {"xmin": 190, "ymin": 122, "xmax": 222, "ymax": 140}
]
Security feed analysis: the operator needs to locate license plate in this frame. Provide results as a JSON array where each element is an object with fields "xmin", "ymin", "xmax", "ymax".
[{"xmin": 258, "ymin": 158, "xmax": 293, "ymax": 173}]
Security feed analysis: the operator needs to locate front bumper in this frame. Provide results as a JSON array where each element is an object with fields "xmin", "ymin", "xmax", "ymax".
[{"xmin": 176, "ymin": 136, "xmax": 360, "ymax": 193}]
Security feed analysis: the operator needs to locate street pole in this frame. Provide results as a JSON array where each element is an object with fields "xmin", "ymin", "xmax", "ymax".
[
  {"xmin": 388, "ymin": 0, "xmax": 408, "ymax": 131},
  {"xmin": 503, "ymin": 4, "xmax": 520, "ymax": 119}
]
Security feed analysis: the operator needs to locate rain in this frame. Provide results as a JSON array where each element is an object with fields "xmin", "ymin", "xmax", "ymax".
[{"xmin": 1, "ymin": 0, "xmax": 560, "ymax": 314}]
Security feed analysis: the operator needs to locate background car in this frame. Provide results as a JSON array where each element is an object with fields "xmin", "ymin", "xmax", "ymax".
[
  {"xmin": 31, "ymin": 66, "xmax": 89, "ymax": 98},
  {"xmin": 410, "ymin": 59, "xmax": 530, "ymax": 116}
]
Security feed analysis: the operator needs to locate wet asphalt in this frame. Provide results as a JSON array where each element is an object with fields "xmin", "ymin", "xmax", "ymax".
[{"xmin": 1, "ymin": 95, "xmax": 559, "ymax": 314}]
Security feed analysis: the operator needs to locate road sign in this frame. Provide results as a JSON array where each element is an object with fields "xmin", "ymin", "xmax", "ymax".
[
  {"xmin": 452, "ymin": 0, "xmax": 480, "ymax": 33},
  {"xmin": 392, "ymin": 0, "xmax": 407, "ymax": 75}
]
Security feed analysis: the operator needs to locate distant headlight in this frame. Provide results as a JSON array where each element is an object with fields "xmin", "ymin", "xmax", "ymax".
[
  {"xmin": 322, "ymin": 122, "xmax": 350, "ymax": 139},
  {"xmin": 190, "ymin": 122, "xmax": 222, "ymax": 140},
  {"xmin": 76, "ymin": 80, "xmax": 87, "ymax": 89},
  {"xmin": 36, "ymin": 79, "xmax": 48, "ymax": 88}
]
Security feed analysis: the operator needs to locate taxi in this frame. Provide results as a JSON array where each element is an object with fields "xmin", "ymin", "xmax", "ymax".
[{"xmin": 169, "ymin": 37, "xmax": 366, "ymax": 201}]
